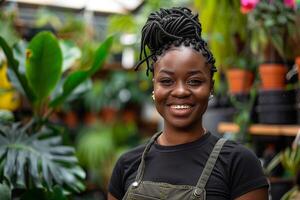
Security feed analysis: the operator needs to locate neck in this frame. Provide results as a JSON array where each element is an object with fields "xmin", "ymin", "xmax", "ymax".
[{"xmin": 158, "ymin": 124, "xmax": 206, "ymax": 146}]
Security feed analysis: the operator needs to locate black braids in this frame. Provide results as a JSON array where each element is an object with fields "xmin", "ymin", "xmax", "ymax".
[
  {"xmin": 135, "ymin": 7, "xmax": 217, "ymax": 77},
  {"xmin": 148, "ymin": 20, "xmax": 182, "ymax": 50},
  {"xmin": 169, "ymin": 16, "xmax": 185, "ymax": 32}
]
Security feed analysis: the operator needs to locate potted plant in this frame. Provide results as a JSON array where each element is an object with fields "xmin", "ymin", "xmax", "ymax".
[
  {"xmin": 196, "ymin": 1, "xmax": 248, "ymax": 135},
  {"xmin": 76, "ymin": 121, "xmax": 139, "ymax": 194},
  {"xmin": 226, "ymin": 38, "xmax": 257, "ymax": 95},
  {"xmin": 266, "ymin": 133, "xmax": 300, "ymax": 199},
  {"xmin": 241, "ymin": 0, "xmax": 298, "ymax": 90},
  {"xmin": 0, "ymin": 31, "xmax": 113, "ymax": 199}
]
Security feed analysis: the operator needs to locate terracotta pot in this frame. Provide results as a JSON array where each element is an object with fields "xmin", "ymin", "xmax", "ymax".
[
  {"xmin": 84, "ymin": 112, "xmax": 98, "ymax": 125},
  {"xmin": 99, "ymin": 107, "xmax": 117, "ymax": 122},
  {"xmin": 259, "ymin": 63, "xmax": 287, "ymax": 90},
  {"xmin": 64, "ymin": 111, "xmax": 78, "ymax": 128},
  {"xmin": 226, "ymin": 69, "xmax": 254, "ymax": 94},
  {"xmin": 296, "ymin": 57, "xmax": 300, "ymax": 81}
]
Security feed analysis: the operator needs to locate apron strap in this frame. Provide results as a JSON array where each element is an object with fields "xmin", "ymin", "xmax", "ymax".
[
  {"xmin": 134, "ymin": 131, "xmax": 163, "ymax": 184},
  {"xmin": 195, "ymin": 138, "xmax": 227, "ymax": 189}
]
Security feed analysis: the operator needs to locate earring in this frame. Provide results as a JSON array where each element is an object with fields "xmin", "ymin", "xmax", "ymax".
[
  {"xmin": 209, "ymin": 92, "xmax": 214, "ymax": 100},
  {"xmin": 152, "ymin": 91, "xmax": 155, "ymax": 101}
]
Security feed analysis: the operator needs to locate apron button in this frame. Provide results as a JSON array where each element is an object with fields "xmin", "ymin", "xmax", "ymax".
[
  {"xmin": 193, "ymin": 188, "xmax": 202, "ymax": 197},
  {"xmin": 132, "ymin": 181, "xmax": 139, "ymax": 187}
]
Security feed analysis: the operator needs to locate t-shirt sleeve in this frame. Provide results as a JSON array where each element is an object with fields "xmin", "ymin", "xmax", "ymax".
[
  {"xmin": 108, "ymin": 156, "xmax": 124, "ymax": 200},
  {"xmin": 229, "ymin": 144, "xmax": 269, "ymax": 199}
]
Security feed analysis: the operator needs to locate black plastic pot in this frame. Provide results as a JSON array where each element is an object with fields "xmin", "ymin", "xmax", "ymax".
[
  {"xmin": 258, "ymin": 89, "xmax": 295, "ymax": 105},
  {"xmin": 297, "ymin": 103, "xmax": 300, "ymax": 124},
  {"xmin": 296, "ymin": 89, "xmax": 300, "ymax": 124},
  {"xmin": 256, "ymin": 105, "xmax": 297, "ymax": 124},
  {"xmin": 270, "ymin": 178, "xmax": 294, "ymax": 200},
  {"xmin": 203, "ymin": 107, "xmax": 236, "ymax": 136}
]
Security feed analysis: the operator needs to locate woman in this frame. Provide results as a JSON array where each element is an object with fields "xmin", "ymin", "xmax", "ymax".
[{"xmin": 108, "ymin": 7, "xmax": 269, "ymax": 200}]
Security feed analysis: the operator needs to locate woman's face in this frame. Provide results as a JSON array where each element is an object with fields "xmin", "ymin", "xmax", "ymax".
[{"xmin": 153, "ymin": 46, "xmax": 213, "ymax": 130}]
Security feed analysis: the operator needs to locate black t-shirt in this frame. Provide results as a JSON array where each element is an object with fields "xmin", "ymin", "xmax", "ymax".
[{"xmin": 109, "ymin": 132, "xmax": 269, "ymax": 200}]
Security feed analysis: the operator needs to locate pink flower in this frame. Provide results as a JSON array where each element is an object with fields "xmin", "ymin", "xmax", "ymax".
[
  {"xmin": 240, "ymin": 0, "xmax": 260, "ymax": 14},
  {"xmin": 284, "ymin": 0, "xmax": 296, "ymax": 9}
]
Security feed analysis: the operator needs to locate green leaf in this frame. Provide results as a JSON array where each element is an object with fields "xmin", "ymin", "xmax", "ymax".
[
  {"xmin": 59, "ymin": 40, "xmax": 81, "ymax": 72},
  {"xmin": 270, "ymin": 34, "xmax": 284, "ymax": 59},
  {"xmin": 0, "ymin": 110, "xmax": 14, "ymax": 122},
  {"xmin": 25, "ymin": 31, "xmax": 62, "ymax": 102},
  {"xmin": 0, "ymin": 183, "xmax": 11, "ymax": 200},
  {"xmin": 49, "ymin": 35, "xmax": 113, "ymax": 107},
  {"xmin": 0, "ymin": 36, "xmax": 35, "ymax": 102},
  {"xmin": 0, "ymin": 122, "xmax": 86, "ymax": 193},
  {"xmin": 265, "ymin": 153, "xmax": 281, "ymax": 175},
  {"xmin": 47, "ymin": 186, "xmax": 68, "ymax": 200}
]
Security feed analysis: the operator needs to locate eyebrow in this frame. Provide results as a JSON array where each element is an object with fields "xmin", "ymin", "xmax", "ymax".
[
  {"xmin": 158, "ymin": 69, "xmax": 204, "ymax": 75},
  {"xmin": 186, "ymin": 70, "xmax": 203, "ymax": 75},
  {"xmin": 158, "ymin": 69, "xmax": 174, "ymax": 75}
]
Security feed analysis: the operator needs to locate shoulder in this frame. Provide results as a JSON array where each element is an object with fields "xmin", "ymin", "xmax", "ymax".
[
  {"xmin": 108, "ymin": 143, "xmax": 147, "ymax": 199},
  {"xmin": 221, "ymin": 139, "xmax": 260, "ymax": 163},
  {"xmin": 118, "ymin": 143, "xmax": 146, "ymax": 166},
  {"xmin": 218, "ymin": 139, "xmax": 269, "ymax": 198}
]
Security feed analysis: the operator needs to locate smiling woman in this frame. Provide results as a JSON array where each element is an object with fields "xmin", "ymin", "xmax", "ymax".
[
  {"xmin": 108, "ymin": 7, "xmax": 269, "ymax": 200},
  {"xmin": 153, "ymin": 47, "xmax": 212, "ymax": 143}
]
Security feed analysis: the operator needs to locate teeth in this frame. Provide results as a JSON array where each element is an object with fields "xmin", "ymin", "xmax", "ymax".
[{"xmin": 171, "ymin": 105, "xmax": 191, "ymax": 109}]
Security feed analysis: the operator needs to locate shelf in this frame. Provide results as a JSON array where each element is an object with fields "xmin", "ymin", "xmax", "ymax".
[{"xmin": 218, "ymin": 122, "xmax": 300, "ymax": 136}]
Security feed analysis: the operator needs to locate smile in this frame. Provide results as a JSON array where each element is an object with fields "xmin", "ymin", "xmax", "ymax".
[{"xmin": 170, "ymin": 105, "xmax": 192, "ymax": 109}]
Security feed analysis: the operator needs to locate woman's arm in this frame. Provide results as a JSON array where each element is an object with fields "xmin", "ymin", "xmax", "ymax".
[
  {"xmin": 235, "ymin": 188, "xmax": 268, "ymax": 200},
  {"xmin": 108, "ymin": 192, "xmax": 118, "ymax": 200}
]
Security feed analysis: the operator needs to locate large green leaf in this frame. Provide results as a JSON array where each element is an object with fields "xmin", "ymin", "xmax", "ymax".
[
  {"xmin": 25, "ymin": 32, "xmax": 62, "ymax": 102},
  {"xmin": 0, "ymin": 122, "xmax": 85, "ymax": 193},
  {"xmin": 0, "ymin": 183, "xmax": 11, "ymax": 200},
  {"xmin": 49, "ymin": 35, "xmax": 113, "ymax": 107},
  {"xmin": 0, "ymin": 36, "xmax": 35, "ymax": 102}
]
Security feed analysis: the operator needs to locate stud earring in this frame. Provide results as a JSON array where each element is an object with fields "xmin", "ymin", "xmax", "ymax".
[
  {"xmin": 209, "ymin": 92, "xmax": 214, "ymax": 100},
  {"xmin": 152, "ymin": 91, "xmax": 155, "ymax": 101}
]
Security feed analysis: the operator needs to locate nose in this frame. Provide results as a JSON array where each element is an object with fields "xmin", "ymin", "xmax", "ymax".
[{"xmin": 171, "ymin": 81, "xmax": 191, "ymax": 98}]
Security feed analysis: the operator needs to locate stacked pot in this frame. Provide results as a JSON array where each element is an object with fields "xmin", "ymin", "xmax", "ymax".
[
  {"xmin": 296, "ymin": 57, "xmax": 300, "ymax": 123},
  {"xmin": 257, "ymin": 63, "xmax": 297, "ymax": 124}
]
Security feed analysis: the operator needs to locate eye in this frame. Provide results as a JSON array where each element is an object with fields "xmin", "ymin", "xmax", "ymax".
[
  {"xmin": 159, "ymin": 78, "xmax": 174, "ymax": 86},
  {"xmin": 187, "ymin": 79, "xmax": 203, "ymax": 86}
]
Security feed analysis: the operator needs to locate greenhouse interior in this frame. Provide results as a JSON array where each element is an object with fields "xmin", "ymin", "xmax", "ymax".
[{"xmin": 1, "ymin": 0, "xmax": 300, "ymax": 199}]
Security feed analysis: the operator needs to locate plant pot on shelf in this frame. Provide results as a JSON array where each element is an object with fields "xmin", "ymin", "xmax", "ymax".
[
  {"xmin": 226, "ymin": 69, "xmax": 254, "ymax": 94},
  {"xmin": 256, "ymin": 89, "xmax": 296, "ymax": 124},
  {"xmin": 296, "ymin": 89, "xmax": 300, "ymax": 124},
  {"xmin": 259, "ymin": 63, "xmax": 287, "ymax": 90},
  {"xmin": 256, "ymin": 104, "xmax": 297, "ymax": 124},
  {"xmin": 258, "ymin": 89, "xmax": 295, "ymax": 105},
  {"xmin": 296, "ymin": 57, "xmax": 300, "ymax": 81},
  {"xmin": 269, "ymin": 177, "xmax": 294, "ymax": 200}
]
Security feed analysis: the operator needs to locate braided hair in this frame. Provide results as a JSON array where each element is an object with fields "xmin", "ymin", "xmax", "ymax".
[{"xmin": 135, "ymin": 7, "xmax": 217, "ymax": 77}]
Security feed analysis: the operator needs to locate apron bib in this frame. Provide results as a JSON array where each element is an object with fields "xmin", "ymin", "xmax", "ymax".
[{"xmin": 122, "ymin": 132, "xmax": 226, "ymax": 200}]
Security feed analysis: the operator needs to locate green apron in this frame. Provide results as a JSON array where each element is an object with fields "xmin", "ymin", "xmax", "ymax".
[{"xmin": 122, "ymin": 132, "xmax": 227, "ymax": 200}]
